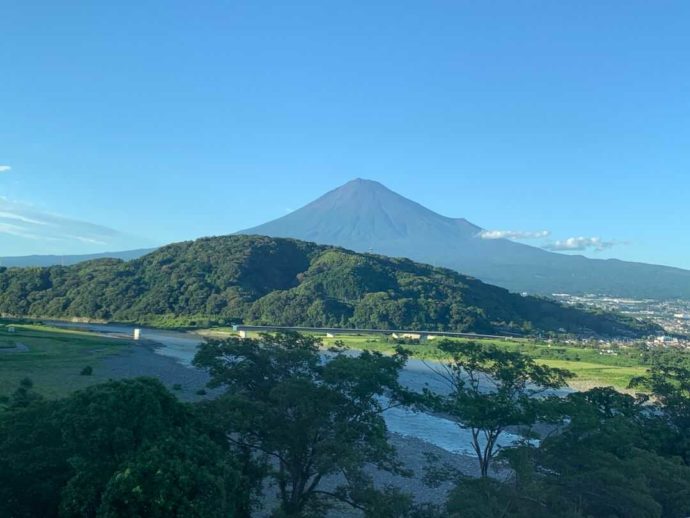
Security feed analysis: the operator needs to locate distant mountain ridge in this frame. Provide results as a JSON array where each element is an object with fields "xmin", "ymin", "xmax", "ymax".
[
  {"xmin": 240, "ymin": 179, "xmax": 690, "ymax": 300},
  {"xmin": 0, "ymin": 235, "xmax": 657, "ymax": 337},
  {"xmin": 0, "ymin": 249, "xmax": 155, "ymax": 268}
]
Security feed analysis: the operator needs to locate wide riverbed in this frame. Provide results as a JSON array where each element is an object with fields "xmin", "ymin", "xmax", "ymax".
[{"xmin": 49, "ymin": 322, "xmax": 526, "ymax": 456}]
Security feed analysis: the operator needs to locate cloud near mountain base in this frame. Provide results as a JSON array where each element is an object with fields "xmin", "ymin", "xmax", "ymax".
[
  {"xmin": 542, "ymin": 236, "xmax": 621, "ymax": 252},
  {"xmin": 479, "ymin": 229, "xmax": 551, "ymax": 240}
]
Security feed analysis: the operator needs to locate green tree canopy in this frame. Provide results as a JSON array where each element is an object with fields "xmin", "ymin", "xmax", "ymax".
[
  {"xmin": 631, "ymin": 353, "xmax": 690, "ymax": 464},
  {"xmin": 421, "ymin": 340, "xmax": 573, "ymax": 477},
  {"xmin": 193, "ymin": 332, "xmax": 411, "ymax": 516},
  {"xmin": 0, "ymin": 378, "xmax": 256, "ymax": 518}
]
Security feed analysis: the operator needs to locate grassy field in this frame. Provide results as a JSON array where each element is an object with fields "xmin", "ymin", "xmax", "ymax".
[
  {"xmin": 196, "ymin": 328, "xmax": 649, "ymax": 391},
  {"xmin": 0, "ymin": 322, "xmax": 132, "ymax": 399},
  {"xmin": 332, "ymin": 335, "xmax": 650, "ymax": 391},
  {"xmin": 323, "ymin": 334, "xmax": 649, "ymax": 391},
  {"xmin": 536, "ymin": 360, "xmax": 646, "ymax": 391}
]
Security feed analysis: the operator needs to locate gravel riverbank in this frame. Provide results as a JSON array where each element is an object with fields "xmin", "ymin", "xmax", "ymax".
[{"xmin": 100, "ymin": 339, "xmax": 212, "ymax": 401}]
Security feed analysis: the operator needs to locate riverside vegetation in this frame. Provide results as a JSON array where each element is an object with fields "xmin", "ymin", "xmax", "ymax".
[
  {"xmin": 201, "ymin": 329, "xmax": 652, "ymax": 391},
  {"xmin": 0, "ymin": 322, "xmax": 653, "ymax": 401},
  {"xmin": 2, "ymin": 333, "xmax": 690, "ymax": 517}
]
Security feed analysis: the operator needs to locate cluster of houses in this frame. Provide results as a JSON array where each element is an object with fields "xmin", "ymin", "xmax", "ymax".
[{"xmin": 646, "ymin": 335, "xmax": 690, "ymax": 349}]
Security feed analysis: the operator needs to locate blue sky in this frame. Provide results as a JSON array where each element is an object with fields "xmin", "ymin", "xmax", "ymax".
[{"xmin": 1, "ymin": 1, "xmax": 689, "ymax": 268}]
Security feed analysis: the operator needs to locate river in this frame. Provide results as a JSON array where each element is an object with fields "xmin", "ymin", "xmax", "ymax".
[{"xmin": 48, "ymin": 321, "xmax": 526, "ymax": 456}]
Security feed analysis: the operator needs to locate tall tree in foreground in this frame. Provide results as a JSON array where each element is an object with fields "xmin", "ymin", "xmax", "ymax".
[
  {"xmin": 630, "ymin": 352, "xmax": 690, "ymax": 465},
  {"xmin": 537, "ymin": 387, "xmax": 690, "ymax": 518},
  {"xmin": 449, "ymin": 387, "xmax": 690, "ymax": 518},
  {"xmin": 193, "ymin": 332, "xmax": 411, "ymax": 517},
  {"xmin": 0, "ymin": 378, "xmax": 256, "ymax": 518},
  {"xmin": 97, "ymin": 432, "xmax": 244, "ymax": 518},
  {"xmin": 422, "ymin": 341, "xmax": 572, "ymax": 478}
]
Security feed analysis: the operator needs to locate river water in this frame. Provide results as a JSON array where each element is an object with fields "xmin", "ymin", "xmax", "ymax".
[{"xmin": 49, "ymin": 322, "xmax": 526, "ymax": 456}]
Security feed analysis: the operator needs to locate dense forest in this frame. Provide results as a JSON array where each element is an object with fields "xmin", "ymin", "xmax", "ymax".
[{"xmin": 0, "ymin": 235, "xmax": 658, "ymax": 337}]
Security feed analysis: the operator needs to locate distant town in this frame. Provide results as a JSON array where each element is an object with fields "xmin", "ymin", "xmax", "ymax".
[{"xmin": 552, "ymin": 293, "xmax": 690, "ymax": 348}]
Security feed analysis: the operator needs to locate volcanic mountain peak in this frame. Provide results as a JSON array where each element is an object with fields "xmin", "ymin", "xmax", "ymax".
[
  {"xmin": 242, "ymin": 178, "xmax": 482, "ymax": 245},
  {"xmin": 309, "ymin": 178, "xmax": 444, "ymax": 215},
  {"xmin": 239, "ymin": 179, "xmax": 690, "ymax": 300}
]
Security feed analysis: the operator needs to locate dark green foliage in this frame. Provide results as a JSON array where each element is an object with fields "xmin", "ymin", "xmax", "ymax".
[
  {"xmin": 0, "ymin": 399, "xmax": 70, "ymax": 517},
  {"xmin": 0, "ymin": 378, "xmax": 255, "ymax": 518},
  {"xmin": 418, "ymin": 346, "xmax": 690, "ymax": 516},
  {"xmin": 8, "ymin": 377, "xmax": 44, "ymax": 409},
  {"xmin": 77, "ymin": 378, "xmax": 189, "ymax": 515},
  {"xmin": 0, "ymin": 235, "xmax": 657, "ymax": 337},
  {"xmin": 193, "ymin": 332, "xmax": 410, "ymax": 516},
  {"xmin": 443, "ymin": 385, "xmax": 690, "ymax": 517},
  {"xmin": 631, "ymin": 354, "xmax": 690, "ymax": 464},
  {"xmin": 97, "ymin": 433, "xmax": 242, "ymax": 518},
  {"xmin": 527, "ymin": 387, "xmax": 690, "ymax": 518},
  {"xmin": 445, "ymin": 477, "xmax": 571, "ymax": 518}
]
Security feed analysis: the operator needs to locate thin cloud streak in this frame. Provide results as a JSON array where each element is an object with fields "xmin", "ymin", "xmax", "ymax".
[
  {"xmin": 543, "ymin": 236, "xmax": 620, "ymax": 252},
  {"xmin": 0, "ymin": 197, "xmax": 153, "ymax": 254},
  {"xmin": 0, "ymin": 211, "xmax": 50, "ymax": 226},
  {"xmin": 479, "ymin": 229, "xmax": 551, "ymax": 240}
]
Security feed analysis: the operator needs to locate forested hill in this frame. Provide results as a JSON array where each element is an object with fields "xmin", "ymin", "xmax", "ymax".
[{"xmin": 0, "ymin": 235, "xmax": 658, "ymax": 337}]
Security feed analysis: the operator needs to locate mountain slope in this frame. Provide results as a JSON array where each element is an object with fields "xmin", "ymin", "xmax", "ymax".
[
  {"xmin": 0, "ymin": 249, "xmax": 155, "ymax": 267},
  {"xmin": 0, "ymin": 235, "xmax": 657, "ymax": 337},
  {"xmin": 240, "ymin": 179, "xmax": 690, "ymax": 299}
]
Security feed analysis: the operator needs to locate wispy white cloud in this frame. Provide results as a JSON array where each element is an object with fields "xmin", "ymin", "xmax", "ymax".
[
  {"xmin": 542, "ymin": 236, "xmax": 621, "ymax": 252},
  {"xmin": 0, "ymin": 165, "xmax": 11, "ymax": 173},
  {"xmin": 0, "ymin": 211, "xmax": 49, "ymax": 226},
  {"xmin": 479, "ymin": 229, "xmax": 551, "ymax": 240},
  {"xmin": 0, "ymin": 197, "xmax": 152, "ymax": 254},
  {"xmin": 0, "ymin": 222, "xmax": 45, "ymax": 240},
  {"xmin": 64, "ymin": 234, "xmax": 108, "ymax": 246}
]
